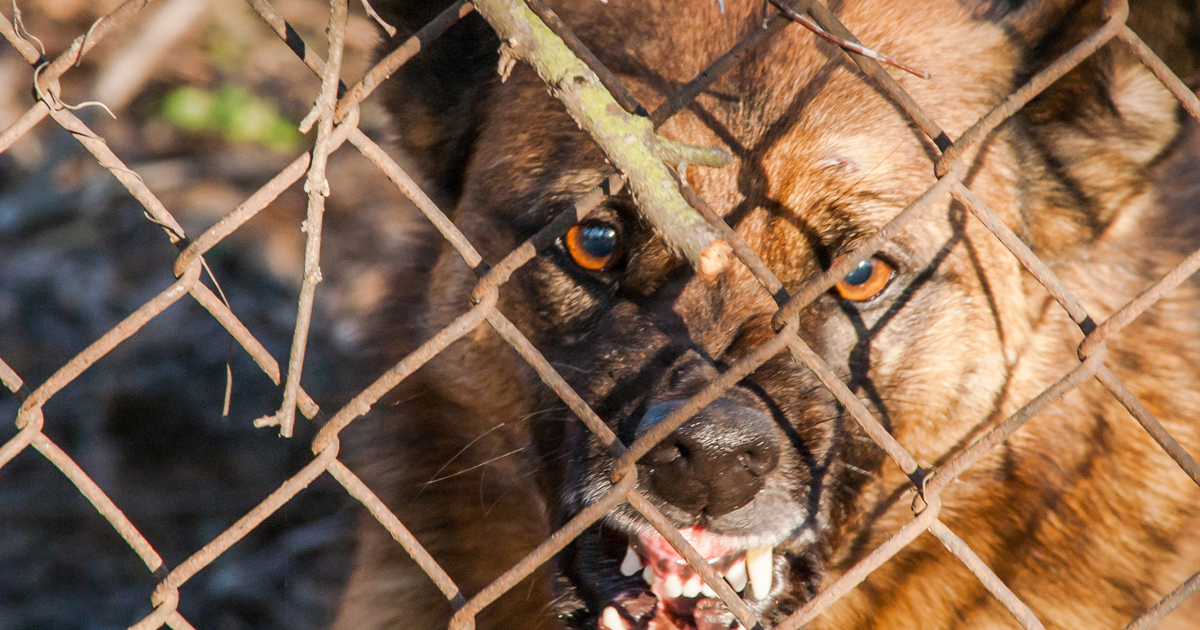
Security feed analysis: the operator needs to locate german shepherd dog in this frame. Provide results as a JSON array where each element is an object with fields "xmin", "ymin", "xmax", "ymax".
[{"xmin": 334, "ymin": 1, "xmax": 1200, "ymax": 629}]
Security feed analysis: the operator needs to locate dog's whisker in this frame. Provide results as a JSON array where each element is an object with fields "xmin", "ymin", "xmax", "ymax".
[
  {"xmin": 838, "ymin": 462, "xmax": 877, "ymax": 478},
  {"xmin": 548, "ymin": 361, "xmax": 599, "ymax": 376},
  {"xmin": 425, "ymin": 447, "xmax": 527, "ymax": 485},
  {"xmin": 518, "ymin": 405, "xmax": 572, "ymax": 422},
  {"xmin": 414, "ymin": 423, "xmax": 510, "ymax": 497}
]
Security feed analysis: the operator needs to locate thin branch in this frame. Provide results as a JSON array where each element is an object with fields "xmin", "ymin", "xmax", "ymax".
[
  {"xmin": 471, "ymin": 0, "xmax": 732, "ymax": 276},
  {"xmin": 767, "ymin": 0, "xmax": 930, "ymax": 79}
]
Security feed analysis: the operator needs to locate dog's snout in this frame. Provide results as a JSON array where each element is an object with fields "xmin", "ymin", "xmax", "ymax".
[{"xmin": 638, "ymin": 400, "xmax": 780, "ymax": 518}]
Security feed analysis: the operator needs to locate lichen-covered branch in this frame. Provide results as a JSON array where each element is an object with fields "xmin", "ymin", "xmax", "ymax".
[{"xmin": 471, "ymin": 0, "xmax": 732, "ymax": 276}]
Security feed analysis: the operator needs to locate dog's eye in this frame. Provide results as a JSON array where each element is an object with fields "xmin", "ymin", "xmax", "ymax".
[
  {"xmin": 835, "ymin": 257, "xmax": 894, "ymax": 301},
  {"xmin": 564, "ymin": 222, "xmax": 621, "ymax": 271}
]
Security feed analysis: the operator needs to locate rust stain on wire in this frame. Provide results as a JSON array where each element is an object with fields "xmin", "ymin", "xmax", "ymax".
[
  {"xmin": 348, "ymin": 128, "xmax": 487, "ymax": 272},
  {"xmin": 485, "ymin": 310, "xmax": 622, "ymax": 451},
  {"xmin": 17, "ymin": 265, "xmax": 202, "ymax": 414},
  {"xmin": 449, "ymin": 474, "xmax": 638, "ymax": 630},
  {"xmin": 1118, "ymin": 27, "xmax": 1200, "ymax": 121},
  {"xmin": 328, "ymin": 459, "xmax": 469, "ymax": 607},
  {"xmin": 1094, "ymin": 366, "xmax": 1200, "ymax": 488},
  {"xmin": 32, "ymin": 433, "xmax": 164, "ymax": 572},
  {"xmin": 313, "ymin": 291, "xmax": 498, "ymax": 450},
  {"xmin": 335, "ymin": 0, "xmax": 474, "ymax": 121},
  {"xmin": 650, "ymin": 0, "xmax": 814, "ymax": 128},
  {"xmin": 146, "ymin": 440, "xmax": 340, "ymax": 611},
  {"xmin": 950, "ymin": 183, "xmax": 1095, "ymax": 332},
  {"xmin": 928, "ymin": 520, "xmax": 1045, "ymax": 630},
  {"xmin": 774, "ymin": 496, "xmax": 941, "ymax": 630},
  {"xmin": 244, "ymin": 0, "xmax": 348, "ymax": 98},
  {"xmin": 1123, "ymin": 570, "xmax": 1200, "ymax": 630},
  {"xmin": 935, "ymin": 4, "xmax": 1128, "ymax": 177},
  {"xmin": 925, "ymin": 353, "xmax": 1107, "ymax": 497},
  {"xmin": 784, "ymin": 332, "xmax": 924, "ymax": 481},
  {"xmin": 190, "ymin": 284, "xmax": 320, "ymax": 418}
]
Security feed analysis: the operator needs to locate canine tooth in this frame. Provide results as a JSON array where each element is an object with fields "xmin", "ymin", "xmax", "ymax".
[
  {"xmin": 724, "ymin": 559, "xmax": 747, "ymax": 593},
  {"xmin": 746, "ymin": 546, "xmax": 773, "ymax": 600},
  {"xmin": 682, "ymin": 574, "xmax": 702, "ymax": 598},
  {"xmin": 663, "ymin": 574, "xmax": 684, "ymax": 599},
  {"xmin": 601, "ymin": 606, "xmax": 628, "ymax": 630},
  {"xmin": 620, "ymin": 546, "xmax": 642, "ymax": 576},
  {"xmin": 701, "ymin": 582, "xmax": 717, "ymax": 598},
  {"xmin": 642, "ymin": 566, "xmax": 656, "ymax": 585}
]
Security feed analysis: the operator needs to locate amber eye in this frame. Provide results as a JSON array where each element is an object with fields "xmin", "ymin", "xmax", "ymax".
[
  {"xmin": 564, "ymin": 222, "xmax": 621, "ymax": 271},
  {"xmin": 834, "ymin": 258, "xmax": 894, "ymax": 301}
]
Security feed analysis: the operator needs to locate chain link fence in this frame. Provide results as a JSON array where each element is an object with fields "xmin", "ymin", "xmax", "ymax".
[{"xmin": 0, "ymin": 0, "xmax": 1198, "ymax": 628}]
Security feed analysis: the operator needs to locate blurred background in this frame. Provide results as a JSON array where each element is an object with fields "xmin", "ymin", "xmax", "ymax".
[{"xmin": 0, "ymin": 1, "xmax": 424, "ymax": 627}]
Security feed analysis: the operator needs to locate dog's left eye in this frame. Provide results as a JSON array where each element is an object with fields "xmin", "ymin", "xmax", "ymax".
[
  {"xmin": 563, "ymin": 222, "xmax": 621, "ymax": 271},
  {"xmin": 835, "ymin": 257, "xmax": 894, "ymax": 301}
]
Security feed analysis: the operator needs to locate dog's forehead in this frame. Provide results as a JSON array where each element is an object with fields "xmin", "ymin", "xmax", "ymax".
[
  {"xmin": 565, "ymin": 0, "xmax": 1014, "ymax": 114},
  {"xmin": 471, "ymin": 0, "xmax": 1014, "ymax": 254}
]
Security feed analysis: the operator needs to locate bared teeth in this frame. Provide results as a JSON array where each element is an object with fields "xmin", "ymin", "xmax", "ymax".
[
  {"xmin": 622, "ymin": 534, "xmax": 774, "ymax": 603},
  {"xmin": 745, "ymin": 546, "xmax": 773, "ymax": 600},
  {"xmin": 681, "ymin": 574, "xmax": 703, "ymax": 598},
  {"xmin": 662, "ymin": 574, "xmax": 684, "ymax": 599},
  {"xmin": 724, "ymin": 558, "xmax": 747, "ymax": 593},
  {"xmin": 620, "ymin": 546, "xmax": 642, "ymax": 577},
  {"xmin": 600, "ymin": 606, "xmax": 629, "ymax": 630}
]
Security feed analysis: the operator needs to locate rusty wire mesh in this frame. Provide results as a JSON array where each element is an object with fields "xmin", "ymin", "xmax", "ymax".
[{"xmin": 0, "ymin": 0, "xmax": 1199, "ymax": 629}]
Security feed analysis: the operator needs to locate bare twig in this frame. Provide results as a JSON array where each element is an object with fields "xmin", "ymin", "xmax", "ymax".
[
  {"xmin": 254, "ymin": 0, "xmax": 351, "ymax": 438},
  {"xmin": 804, "ymin": 0, "xmax": 949, "ymax": 150},
  {"xmin": 767, "ymin": 0, "xmax": 930, "ymax": 79}
]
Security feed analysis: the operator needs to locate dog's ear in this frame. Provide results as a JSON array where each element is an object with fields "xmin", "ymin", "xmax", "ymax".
[
  {"xmin": 373, "ymin": 1, "xmax": 500, "ymax": 205},
  {"xmin": 982, "ymin": 0, "xmax": 1199, "ymax": 238}
]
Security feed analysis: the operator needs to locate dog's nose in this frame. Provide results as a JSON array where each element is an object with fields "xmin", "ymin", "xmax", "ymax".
[{"xmin": 638, "ymin": 399, "xmax": 779, "ymax": 518}]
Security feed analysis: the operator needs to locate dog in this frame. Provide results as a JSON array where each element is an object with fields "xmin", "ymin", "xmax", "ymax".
[{"xmin": 333, "ymin": 1, "xmax": 1200, "ymax": 629}]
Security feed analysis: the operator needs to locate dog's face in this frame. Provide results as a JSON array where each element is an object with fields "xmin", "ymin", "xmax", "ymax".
[
  {"xmin": 465, "ymin": 9, "xmax": 1020, "ymax": 627},
  {"xmin": 369, "ymin": 0, "xmax": 1199, "ymax": 628}
]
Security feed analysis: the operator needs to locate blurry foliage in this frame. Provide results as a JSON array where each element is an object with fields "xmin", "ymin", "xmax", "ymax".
[{"xmin": 161, "ymin": 85, "xmax": 303, "ymax": 154}]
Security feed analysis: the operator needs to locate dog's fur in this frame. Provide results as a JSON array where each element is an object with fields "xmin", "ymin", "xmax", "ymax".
[{"xmin": 334, "ymin": 1, "xmax": 1200, "ymax": 629}]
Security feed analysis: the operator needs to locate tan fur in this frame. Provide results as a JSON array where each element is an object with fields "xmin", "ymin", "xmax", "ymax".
[{"xmin": 336, "ymin": 1, "xmax": 1200, "ymax": 628}]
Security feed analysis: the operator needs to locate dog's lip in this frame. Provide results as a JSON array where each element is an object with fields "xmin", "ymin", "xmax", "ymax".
[{"xmin": 634, "ymin": 526, "xmax": 737, "ymax": 569}]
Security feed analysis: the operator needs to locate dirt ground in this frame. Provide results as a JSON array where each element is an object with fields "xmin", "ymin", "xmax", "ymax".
[{"xmin": 0, "ymin": 1, "xmax": 425, "ymax": 627}]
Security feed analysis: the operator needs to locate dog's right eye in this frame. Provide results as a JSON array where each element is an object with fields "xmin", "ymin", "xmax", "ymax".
[
  {"xmin": 563, "ymin": 222, "xmax": 622, "ymax": 271},
  {"xmin": 835, "ymin": 257, "xmax": 894, "ymax": 301}
]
